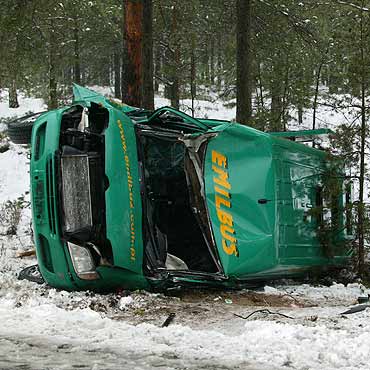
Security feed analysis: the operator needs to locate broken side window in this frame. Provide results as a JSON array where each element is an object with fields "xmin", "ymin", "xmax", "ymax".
[{"xmin": 137, "ymin": 131, "xmax": 219, "ymax": 275}]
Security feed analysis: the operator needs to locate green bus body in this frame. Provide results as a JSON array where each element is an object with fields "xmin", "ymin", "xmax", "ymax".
[{"xmin": 30, "ymin": 86, "xmax": 351, "ymax": 292}]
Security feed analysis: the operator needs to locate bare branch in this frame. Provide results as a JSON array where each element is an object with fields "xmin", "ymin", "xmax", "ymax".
[{"xmin": 336, "ymin": 1, "xmax": 369, "ymax": 11}]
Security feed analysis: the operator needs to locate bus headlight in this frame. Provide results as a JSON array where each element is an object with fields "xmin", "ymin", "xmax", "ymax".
[{"xmin": 67, "ymin": 242, "xmax": 99, "ymax": 280}]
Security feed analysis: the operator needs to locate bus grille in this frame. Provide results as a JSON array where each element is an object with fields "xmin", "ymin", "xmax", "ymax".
[{"xmin": 46, "ymin": 155, "xmax": 56, "ymax": 235}]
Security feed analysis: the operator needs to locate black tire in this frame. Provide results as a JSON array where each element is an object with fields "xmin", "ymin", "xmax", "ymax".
[
  {"xmin": 7, "ymin": 111, "xmax": 46, "ymax": 144},
  {"xmin": 18, "ymin": 264, "xmax": 45, "ymax": 284}
]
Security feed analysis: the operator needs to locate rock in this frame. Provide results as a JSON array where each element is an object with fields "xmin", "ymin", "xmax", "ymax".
[
  {"xmin": 5, "ymin": 225, "xmax": 17, "ymax": 236},
  {"xmin": 0, "ymin": 142, "xmax": 10, "ymax": 153}
]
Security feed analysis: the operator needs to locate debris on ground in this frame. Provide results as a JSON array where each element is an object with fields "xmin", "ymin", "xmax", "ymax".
[
  {"xmin": 161, "ymin": 313, "xmax": 176, "ymax": 327},
  {"xmin": 341, "ymin": 304, "xmax": 370, "ymax": 315},
  {"xmin": 0, "ymin": 141, "xmax": 9, "ymax": 153},
  {"xmin": 16, "ymin": 249, "xmax": 36, "ymax": 258},
  {"xmin": 233, "ymin": 309, "xmax": 295, "ymax": 320}
]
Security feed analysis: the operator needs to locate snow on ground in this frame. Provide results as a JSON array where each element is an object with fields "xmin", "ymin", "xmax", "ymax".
[
  {"xmin": 1, "ymin": 88, "xmax": 370, "ymax": 370},
  {"xmin": 0, "ymin": 90, "xmax": 45, "ymax": 125},
  {"xmin": 0, "ymin": 143, "xmax": 29, "ymax": 203},
  {"xmin": 264, "ymin": 282, "xmax": 370, "ymax": 304}
]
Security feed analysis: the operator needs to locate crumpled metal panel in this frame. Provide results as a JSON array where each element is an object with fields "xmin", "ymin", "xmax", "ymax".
[
  {"xmin": 204, "ymin": 126, "xmax": 276, "ymax": 276},
  {"xmin": 204, "ymin": 123, "xmax": 349, "ymax": 279},
  {"xmin": 104, "ymin": 109, "xmax": 144, "ymax": 274}
]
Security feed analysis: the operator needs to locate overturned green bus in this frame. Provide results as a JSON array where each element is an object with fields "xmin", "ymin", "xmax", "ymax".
[{"xmin": 19, "ymin": 85, "xmax": 352, "ymax": 291}]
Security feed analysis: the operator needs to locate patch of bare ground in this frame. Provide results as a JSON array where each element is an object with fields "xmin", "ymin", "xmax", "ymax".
[
  {"xmin": 170, "ymin": 289, "xmax": 305, "ymax": 307},
  {"xmin": 108, "ymin": 289, "xmax": 310, "ymax": 329}
]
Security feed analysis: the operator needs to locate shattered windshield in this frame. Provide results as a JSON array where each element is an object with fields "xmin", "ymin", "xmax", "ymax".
[{"xmin": 136, "ymin": 130, "xmax": 220, "ymax": 275}]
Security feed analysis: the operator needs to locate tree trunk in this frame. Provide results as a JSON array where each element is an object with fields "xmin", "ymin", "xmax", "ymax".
[
  {"xmin": 80, "ymin": 64, "xmax": 85, "ymax": 84},
  {"xmin": 217, "ymin": 33, "xmax": 222, "ymax": 90},
  {"xmin": 170, "ymin": 3, "xmax": 180, "ymax": 109},
  {"xmin": 269, "ymin": 54, "xmax": 285, "ymax": 131},
  {"xmin": 114, "ymin": 49, "xmax": 121, "ymax": 99},
  {"xmin": 73, "ymin": 22, "xmax": 81, "ymax": 84},
  {"xmin": 257, "ymin": 62, "xmax": 264, "ymax": 109},
  {"xmin": 190, "ymin": 35, "xmax": 196, "ymax": 117},
  {"xmin": 122, "ymin": 0, "xmax": 143, "ymax": 107},
  {"xmin": 210, "ymin": 37, "xmax": 215, "ymax": 85},
  {"xmin": 271, "ymin": 79, "xmax": 283, "ymax": 131},
  {"xmin": 164, "ymin": 84, "xmax": 171, "ymax": 99},
  {"xmin": 154, "ymin": 44, "xmax": 161, "ymax": 92},
  {"xmin": 236, "ymin": 0, "xmax": 252, "ymax": 125},
  {"xmin": 312, "ymin": 46, "xmax": 329, "ymax": 145},
  {"xmin": 8, "ymin": 79, "xmax": 19, "ymax": 108},
  {"xmin": 48, "ymin": 30, "xmax": 58, "ymax": 109},
  {"xmin": 298, "ymin": 104, "xmax": 303, "ymax": 125},
  {"xmin": 171, "ymin": 53, "xmax": 180, "ymax": 109},
  {"xmin": 142, "ymin": 0, "xmax": 154, "ymax": 110},
  {"xmin": 64, "ymin": 67, "xmax": 72, "ymax": 86},
  {"xmin": 312, "ymin": 66, "xmax": 321, "ymax": 132},
  {"xmin": 100, "ymin": 58, "xmax": 111, "ymax": 86},
  {"xmin": 312, "ymin": 56, "xmax": 326, "ymax": 134},
  {"xmin": 204, "ymin": 42, "xmax": 210, "ymax": 84},
  {"xmin": 281, "ymin": 62, "xmax": 290, "ymax": 131}
]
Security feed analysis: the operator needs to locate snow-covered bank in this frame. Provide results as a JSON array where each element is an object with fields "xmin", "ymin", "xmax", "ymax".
[
  {"xmin": 1, "ymin": 277, "xmax": 370, "ymax": 370},
  {"xmin": 0, "ymin": 90, "xmax": 45, "ymax": 120},
  {"xmin": 0, "ymin": 143, "xmax": 29, "ymax": 203},
  {"xmin": 2, "ymin": 90, "xmax": 370, "ymax": 370}
]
